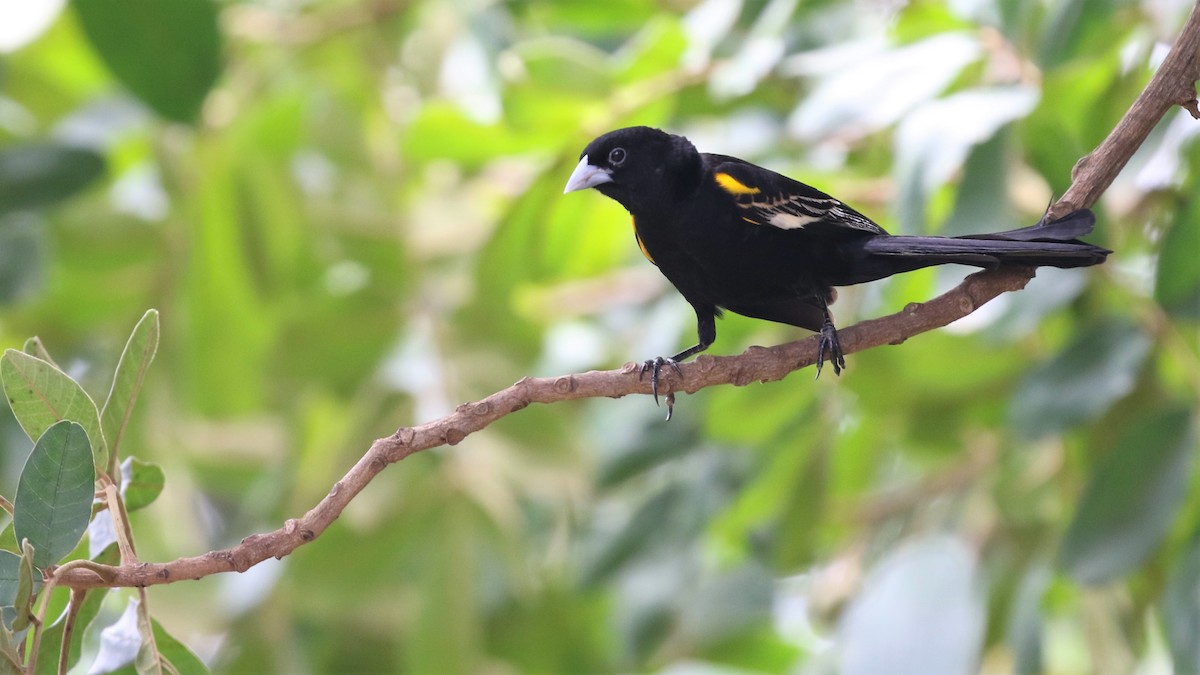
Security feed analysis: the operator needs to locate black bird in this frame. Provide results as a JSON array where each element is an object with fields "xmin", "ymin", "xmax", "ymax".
[{"xmin": 564, "ymin": 126, "xmax": 1109, "ymax": 417}]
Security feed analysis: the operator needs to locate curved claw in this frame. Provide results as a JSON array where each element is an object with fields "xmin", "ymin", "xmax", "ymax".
[
  {"xmin": 639, "ymin": 356, "xmax": 682, "ymax": 406},
  {"xmin": 815, "ymin": 320, "xmax": 846, "ymax": 378}
]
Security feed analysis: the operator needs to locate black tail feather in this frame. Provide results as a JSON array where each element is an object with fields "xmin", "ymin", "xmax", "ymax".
[
  {"xmin": 967, "ymin": 209, "xmax": 1098, "ymax": 243},
  {"xmin": 835, "ymin": 209, "xmax": 1109, "ymax": 285}
]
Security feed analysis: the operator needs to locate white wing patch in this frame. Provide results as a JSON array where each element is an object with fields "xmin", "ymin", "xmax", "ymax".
[
  {"xmin": 743, "ymin": 194, "xmax": 850, "ymax": 231},
  {"xmin": 768, "ymin": 210, "xmax": 819, "ymax": 230}
]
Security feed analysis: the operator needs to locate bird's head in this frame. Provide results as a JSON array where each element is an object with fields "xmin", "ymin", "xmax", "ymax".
[{"xmin": 563, "ymin": 126, "xmax": 700, "ymax": 215}]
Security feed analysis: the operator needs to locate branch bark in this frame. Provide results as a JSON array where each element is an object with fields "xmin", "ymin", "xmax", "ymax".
[{"xmin": 52, "ymin": 10, "xmax": 1200, "ymax": 590}]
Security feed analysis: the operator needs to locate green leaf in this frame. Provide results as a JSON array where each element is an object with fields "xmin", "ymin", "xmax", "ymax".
[
  {"xmin": 21, "ymin": 337, "xmax": 57, "ymax": 368},
  {"xmin": 1163, "ymin": 528, "xmax": 1200, "ymax": 673},
  {"xmin": 1009, "ymin": 321, "xmax": 1152, "ymax": 439},
  {"xmin": 9, "ymin": 542, "xmax": 35, "ymax": 631},
  {"xmin": 2, "ymin": 349, "xmax": 109, "ymax": 474},
  {"xmin": 678, "ymin": 563, "xmax": 774, "ymax": 645},
  {"xmin": 0, "ymin": 218, "xmax": 46, "ymax": 305},
  {"xmin": 402, "ymin": 102, "xmax": 528, "ymax": 167},
  {"xmin": 13, "ymin": 421, "xmax": 96, "ymax": 570},
  {"xmin": 579, "ymin": 486, "xmax": 681, "ymax": 588},
  {"xmin": 0, "ymin": 552, "xmax": 19, "ymax": 608},
  {"xmin": 0, "ymin": 549, "xmax": 40, "ymax": 632},
  {"xmin": 942, "ymin": 131, "xmax": 1014, "ymax": 237},
  {"xmin": 101, "ymin": 309, "xmax": 159, "ymax": 467},
  {"xmin": 121, "ymin": 458, "xmax": 164, "ymax": 512},
  {"xmin": 0, "ymin": 551, "xmax": 23, "ymax": 632},
  {"xmin": 72, "ymin": 0, "xmax": 221, "ymax": 123},
  {"xmin": 0, "ymin": 145, "xmax": 106, "ymax": 215},
  {"xmin": 595, "ymin": 429, "xmax": 696, "ymax": 489},
  {"xmin": 894, "ymin": 87, "xmax": 1037, "ymax": 233},
  {"xmin": 143, "ymin": 618, "xmax": 209, "ymax": 675},
  {"xmin": 1057, "ymin": 407, "xmax": 1196, "ymax": 585},
  {"xmin": 1155, "ymin": 202, "xmax": 1200, "ymax": 317},
  {"xmin": 1037, "ymin": 0, "xmax": 1131, "ymax": 69},
  {"xmin": 96, "ymin": 608, "xmax": 212, "ymax": 675}
]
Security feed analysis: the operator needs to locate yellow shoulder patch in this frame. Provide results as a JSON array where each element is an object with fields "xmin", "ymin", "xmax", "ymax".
[
  {"xmin": 632, "ymin": 216, "xmax": 655, "ymax": 265},
  {"xmin": 714, "ymin": 172, "xmax": 761, "ymax": 196}
]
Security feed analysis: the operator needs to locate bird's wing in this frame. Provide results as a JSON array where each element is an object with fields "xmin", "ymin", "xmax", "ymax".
[{"xmin": 704, "ymin": 155, "xmax": 887, "ymax": 235}]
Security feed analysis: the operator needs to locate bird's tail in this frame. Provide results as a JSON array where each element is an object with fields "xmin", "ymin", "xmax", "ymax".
[{"xmin": 843, "ymin": 209, "xmax": 1109, "ymax": 284}]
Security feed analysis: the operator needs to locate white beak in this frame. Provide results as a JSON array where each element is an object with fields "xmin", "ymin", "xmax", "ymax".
[{"xmin": 563, "ymin": 155, "xmax": 613, "ymax": 194}]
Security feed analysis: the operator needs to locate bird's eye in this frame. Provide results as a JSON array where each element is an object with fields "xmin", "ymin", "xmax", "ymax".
[{"xmin": 608, "ymin": 147, "xmax": 627, "ymax": 166}]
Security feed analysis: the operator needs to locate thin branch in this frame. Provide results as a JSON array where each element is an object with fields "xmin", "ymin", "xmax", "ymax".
[
  {"xmin": 1049, "ymin": 0, "xmax": 1200, "ymax": 218},
  {"xmin": 59, "ymin": 589, "xmax": 89, "ymax": 675},
  {"xmin": 51, "ymin": 11, "xmax": 1200, "ymax": 591}
]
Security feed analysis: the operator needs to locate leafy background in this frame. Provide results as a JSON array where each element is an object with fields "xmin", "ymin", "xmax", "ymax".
[{"xmin": 1, "ymin": 0, "xmax": 1198, "ymax": 672}]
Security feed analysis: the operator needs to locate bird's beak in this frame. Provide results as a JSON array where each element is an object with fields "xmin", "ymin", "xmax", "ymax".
[{"xmin": 563, "ymin": 155, "xmax": 613, "ymax": 194}]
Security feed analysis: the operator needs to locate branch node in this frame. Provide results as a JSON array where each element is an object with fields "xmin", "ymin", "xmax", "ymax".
[
  {"xmin": 1047, "ymin": 199, "xmax": 1080, "ymax": 220},
  {"xmin": 290, "ymin": 520, "xmax": 315, "ymax": 542},
  {"xmin": 553, "ymin": 376, "xmax": 576, "ymax": 394},
  {"xmin": 281, "ymin": 518, "xmax": 314, "ymax": 541},
  {"xmin": 206, "ymin": 550, "xmax": 244, "ymax": 572},
  {"xmin": 445, "ymin": 428, "xmax": 467, "ymax": 446},
  {"xmin": 1069, "ymin": 152, "xmax": 1095, "ymax": 181},
  {"xmin": 1184, "ymin": 98, "xmax": 1200, "ymax": 119},
  {"xmin": 731, "ymin": 368, "xmax": 754, "ymax": 386}
]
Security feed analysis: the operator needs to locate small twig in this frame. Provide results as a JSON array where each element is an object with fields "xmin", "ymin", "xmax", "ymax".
[
  {"xmin": 58, "ymin": 589, "xmax": 89, "ymax": 675},
  {"xmin": 54, "ymin": 559, "xmax": 119, "ymax": 583},
  {"xmin": 101, "ymin": 479, "xmax": 139, "ymax": 566},
  {"xmin": 1050, "ymin": 0, "xmax": 1200, "ymax": 218},
  {"xmin": 24, "ymin": 576, "xmax": 57, "ymax": 675}
]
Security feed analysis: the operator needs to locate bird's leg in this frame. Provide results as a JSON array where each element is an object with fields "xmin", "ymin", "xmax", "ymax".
[
  {"xmin": 815, "ymin": 293, "xmax": 845, "ymax": 378},
  {"xmin": 639, "ymin": 305, "xmax": 716, "ymax": 420}
]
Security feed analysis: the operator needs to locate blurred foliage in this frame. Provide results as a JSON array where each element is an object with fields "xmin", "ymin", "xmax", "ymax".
[{"xmin": 0, "ymin": 0, "xmax": 1197, "ymax": 672}]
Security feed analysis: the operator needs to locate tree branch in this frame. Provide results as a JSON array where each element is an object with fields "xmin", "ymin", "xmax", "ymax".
[
  {"xmin": 1049, "ymin": 0, "xmax": 1200, "ymax": 218},
  {"xmin": 52, "ymin": 11, "xmax": 1200, "ymax": 590}
]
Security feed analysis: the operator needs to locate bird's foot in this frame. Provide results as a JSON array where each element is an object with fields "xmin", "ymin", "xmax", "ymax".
[
  {"xmin": 639, "ymin": 356, "xmax": 683, "ymax": 420},
  {"xmin": 815, "ymin": 320, "xmax": 845, "ymax": 378}
]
